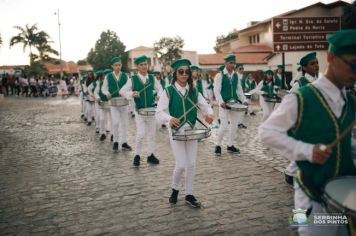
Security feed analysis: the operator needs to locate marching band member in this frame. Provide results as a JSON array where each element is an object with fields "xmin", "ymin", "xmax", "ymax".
[
  {"xmin": 156, "ymin": 59, "xmax": 213, "ymax": 208},
  {"xmin": 213, "ymin": 54, "xmax": 247, "ymax": 156},
  {"xmin": 102, "ymin": 57, "xmax": 132, "ymax": 152},
  {"xmin": 284, "ymin": 52, "xmax": 320, "ymax": 185},
  {"xmin": 84, "ymin": 71, "xmax": 95, "ymax": 126},
  {"xmin": 259, "ymin": 29, "xmax": 356, "ymax": 236},
  {"xmin": 120, "ymin": 55, "xmax": 161, "ymax": 167},
  {"xmin": 236, "ymin": 63, "xmax": 248, "ymax": 128},
  {"xmin": 88, "ymin": 71, "xmax": 100, "ymax": 134},
  {"xmin": 94, "ymin": 70, "xmax": 112, "ymax": 142}
]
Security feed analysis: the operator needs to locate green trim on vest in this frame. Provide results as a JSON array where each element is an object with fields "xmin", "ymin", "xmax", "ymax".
[
  {"xmin": 98, "ymin": 80, "xmax": 108, "ymax": 102},
  {"xmin": 132, "ymin": 74, "xmax": 155, "ymax": 110},
  {"xmin": 166, "ymin": 84, "xmax": 198, "ymax": 130},
  {"xmin": 273, "ymin": 75, "xmax": 282, "ymax": 88},
  {"xmin": 247, "ymin": 79, "xmax": 256, "ymax": 91},
  {"xmin": 160, "ymin": 79, "xmax": 166, "ymax": 89},
  {"xmin": 240, "ymin": 74, "xmax": 248, "ymax": 92},
  {"xmin": 91, "ymin": 80, "xmax": 98, "ymax": 93},
  {"xmin": 107, "ymin": 72, "xmax": 128, "ymax": 98},
  {"xmin": 288, "ymin": 84, "xmax": 356, "ymax": 202},
  {"xmin": 220, "ymin": 72, "xmax": 239, "ymax": 103}
]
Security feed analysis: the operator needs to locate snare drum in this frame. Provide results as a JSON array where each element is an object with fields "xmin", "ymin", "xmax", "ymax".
[
  {"xmin": 323, "ymin": 176, "xmax": 356, "ymax": 219},
  {"xmin": 137, "ymin": 107, "xmax": 156, "ymax": 116},
  {"xmin": 109, "ymin": 97, "xmax": 129, "ymax": 107},
  {"xmin": 172, "ymin": 128, "xmax": 211, "ymax": 141},
  {"xmin": 225, "ymin": 102, "xmax": 248, "ymax": 112},
  {"xmin": 263, "ymin": 96, "xmax": 282, "ymax": 103},
  {"xmin": 244, "ymin": 93, "xmax": 251, "ymax": 99},
  {"xmin": 98, "ymin": 101, "xmax": 110, "ymax": 110}
]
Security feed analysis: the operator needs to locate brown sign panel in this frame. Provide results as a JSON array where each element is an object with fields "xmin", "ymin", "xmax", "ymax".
[
  {"xmin": 273, "ymin": 32, "xmax": 333, "ymax": 43},
  {"xmin": 273, "ymin": 42, "xmax": 329, "ymax": 52},
  {"xmin": 273, "ymin": 17, "xmax": 340, "ymax": 33}
]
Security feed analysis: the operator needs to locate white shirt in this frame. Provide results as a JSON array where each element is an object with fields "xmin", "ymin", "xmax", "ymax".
[
  {"xmin": 93, "ymin": 80, "xmax": 101, "ymax": 100},
  {"xmin": 258, "ymin": 75, "xmax": 348, "ymax": 163},
  {"xmin": 289, "ymin": 73, "xmax": 318, "ymax": 93},
  {"xmin": 290, "ymin": 71, "xmax": 303, "ymax": 87},
  {"xmin": 156, "ymin": 82, "xmax": 213, "ymax": 131},
  {"xmin": 120, "ymin": 72, "xmax": 161, "ymax": 98},
  {"xmin": 213, "ymin": 68, "xmax": 246, "ymax": 105}
]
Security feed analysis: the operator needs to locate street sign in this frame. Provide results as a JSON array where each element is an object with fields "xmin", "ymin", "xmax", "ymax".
[
  {"xmin": 272, "ymin": 16, "xmax": 340, "ymax": 52},
  {"xmin": 273, "ymin": 42, "xmax": 329, "ymax": 52}
]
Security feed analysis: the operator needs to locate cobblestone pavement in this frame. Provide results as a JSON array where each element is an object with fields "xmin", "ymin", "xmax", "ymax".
[{"xmin": 0, "ymin": 97, "xmax": 297, "ymax": 236}]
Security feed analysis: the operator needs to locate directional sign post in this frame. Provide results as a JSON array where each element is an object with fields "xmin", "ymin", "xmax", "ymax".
[{"xmin": 272, "ymin": 16, "xmax": 341, "ymax": 52}]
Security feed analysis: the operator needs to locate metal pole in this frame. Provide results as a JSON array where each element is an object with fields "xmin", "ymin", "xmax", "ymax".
[
  {"xmin": 56, "ymin": 9, "xmax": 63, "ymax": 78},
  {"xmin": 282, "ymin": 52, "xmax": 286, "ymax": 89}
]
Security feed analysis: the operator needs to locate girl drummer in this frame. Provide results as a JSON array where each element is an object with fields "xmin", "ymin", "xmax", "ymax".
[{"xmin": 156, "ymin": 59, "xmax": 214, "ymax": 208}]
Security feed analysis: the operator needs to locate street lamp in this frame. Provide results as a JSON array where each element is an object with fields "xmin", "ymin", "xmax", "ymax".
[{"xmin": 54, "ymin": 9, "xmax": 63, "ymax": 78}]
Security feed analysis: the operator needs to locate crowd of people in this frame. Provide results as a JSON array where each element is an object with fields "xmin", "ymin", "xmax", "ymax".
[{"xmin": 0, "ymin": 74, "xmax": 81, "ymax": 98}]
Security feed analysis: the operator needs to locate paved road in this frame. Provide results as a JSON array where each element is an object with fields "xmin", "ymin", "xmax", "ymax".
[{"xmin": 0, "ymin": 96, "xmax": 297, "ymax": 235}]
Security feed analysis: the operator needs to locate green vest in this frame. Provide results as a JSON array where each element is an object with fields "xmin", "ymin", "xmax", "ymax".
[
  {"xmin": 273, "ymin": 75, "xmax": 282, "ymax": 88},
  {"xmin": 207, "ymin": 79, "xmax": 214, "ymax": 90},
  {"xmin": 132, "ymin": 74, "xmax": 155, "ymax": 110},
  {"xmin": 91, "ymin": 79, "xmax": 98, "ymax": 93},
  {"xmin": 261, "ymin": 81, "xmax": 276, "ymax": 97},
  {"xmin": 240, "ymin": 74, "xmax": 248, "ymax": 92},
  {"xmin": 80, "ymin": 77, "xmax": 87, "ymax": 96},
  {"xmin": 220, "ymin": 72, "xmax": 239, "ymax": 103},
  {"xmin": 297, "ymin": 76, "xmax": 310, "ymax": 88},
  {"xmin": 247, "ymin": 79, "xmax": 256, "ymax": 91},
  {"xmin": 107, "ymin": 72, "xmax": 128, "ymax": 98},
  {"xmin": 160, "ymin": 79, "xmax": 166, "ymax": 89},
  {"xmin": 98, "ymin": 80, "xmax": 108, "ymax": 102},
  {"xmin": 166, "ymin": 84, "xmax": 198, "ymax": 130},
  {"xmin": 288, "ymin": 84, "xmax": 356, "ymax": 202},
  {"xmin": 196, "ymin": 79, "xmax": 204, "ymax": 97},
  {"xmin": 167, "ymin": 74, "xmax": 173, "ymax": 84}
]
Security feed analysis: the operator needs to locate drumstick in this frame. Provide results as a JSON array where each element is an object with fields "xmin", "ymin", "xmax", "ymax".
[
  {"xmin": 177, "ymin": 105, "xmax": 196, "ymax": 120},
  {"xmin": 320, "ymin": 121, "xmax": 355, "ymax": 151},
  {"xmin": 186, "ymin": 96, "xmax": 205, "ymax": 116},
  {"xmin": 138, "ymin": 83, "xmax": 151, "ymax": 93}
]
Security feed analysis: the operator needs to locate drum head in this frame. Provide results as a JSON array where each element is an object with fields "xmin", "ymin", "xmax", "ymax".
[
  {"xmin": 226, "ymin": 102, "xmax": 248, "ymax": 111},
  {"xmin": 324, "ymin": 176, "xmax": 356, "ymax": 215},
  {"xmin": 172, "ymin": 128, "xmax": 211, "ymax": 141},
  {"xmin": 138, "ymin": 107, "xmax": 156, "ymax": 116}
]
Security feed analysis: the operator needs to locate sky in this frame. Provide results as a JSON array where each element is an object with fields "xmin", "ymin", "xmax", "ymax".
[{"xmin": 0, "ymin": 0, "xmax": 351, "ymax": 65}]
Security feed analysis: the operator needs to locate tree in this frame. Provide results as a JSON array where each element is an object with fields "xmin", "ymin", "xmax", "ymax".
[
  {"xmin": 0, "ymin": 33, "xmax": 2, "ymax": 47},
  {"xmin": 9, "ymin": 24, "xmax": 58, "ymax": 65},
  {"xmin": 342, "ymin": 0, "xmax": 356, "ymax": 29},
  {"xmin": 87, "ymin": 30, "xmax": 127, "ymax": 71},
  {"xmin": 214, "ymin": 31, "xmax": 239, "ymax": 53},
  {"xmin": 153, "ymin": 36, "xmax": 184, "ymax": 71},
  {"xmin": 77, "ymin": 59, "xmax": 88, "ymax": 65}
]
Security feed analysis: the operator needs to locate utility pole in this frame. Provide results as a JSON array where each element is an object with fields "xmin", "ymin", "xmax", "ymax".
[{"xmin": 55, "ymin": 9, "xmax": 63, "ymax": 78}]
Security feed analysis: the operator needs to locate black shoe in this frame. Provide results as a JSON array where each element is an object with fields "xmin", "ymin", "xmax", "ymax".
[
  {"xmin": 95, "ymin": 128, "xmax": 99, "ymax": 134},
  {"xmin": 218, "ymin": 119, "xmax": 221, "ymax": 124},
  {"xmin": 285, "ymin": 173, "xmax": 294, "ymax": 186},
  {"xmin": 84, "ymin": 118, "xmax": 87, "ymax": 122},
  {"xmin": 250, "ymin": 112, "xmax": 256, "ymax": 116},
  {"xmin": 110, "ymin": 135, "xmax": 113, "ymax": 142},
  {"xmin": 133, "ymin": 155, "xmax": 140, "ymax": 167},
  {"xmin": 113, "ymin": 142, "xmax": 119, "ymax": 152},
  {"xmin": 161, "ymin": 124, "xmax": 167, "ymax": 128},
  {"xmin": 238, "ymin": 123, "xmax": 247, "ymax": 129},
  {"xmin": 99, "ymin": 134, "xmax": 106, "ymax": 142},
  {"xmin": 227, "ymin": 145, "xmax": 240, "ymax": 154},
  {"xmin": 81, "ymin": 114, "xmax": 84, "ymax": 119},
  {"xmin": 169, "ymin": 189, "xmax": 179, "ymax": 204},
  {"xmin": 215, "ymin": 145, "xmax": 221, "ymax": 156},
  {"xmin": 122, "ymin": 143, "xmax": 132, "ymax": 151},
  {"xmin": 87, "ymin": 122, "xmax": 92, "ymax": 126},
  {"xmin": 131, "ymin": 112, "xmax": 135, "ymax": 118},
  {"xmin": 106, "ymin": 130, "xmax": 110, "ymax": 134},
  {"xmin": 185, "ymin": 195, "xmax": 201, "ymax": 208},
  {"xmin": 147, "ymin": 154, "xmax": 159, "ymax": 164}
]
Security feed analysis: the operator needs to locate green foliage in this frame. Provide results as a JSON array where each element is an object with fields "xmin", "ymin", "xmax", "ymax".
[
  {"xmin": 77, "ymin": 59, "xmax": 88, "ymax": 65},
  {"xmin": 214, "ymin": 31, "xmax": 239, "ymax": 53},
  {"xmin": 153, "ymin": 36, "xmax": 184, "ymax": 68},
  {"xmin": 9, "ymin": 23, "xmax": 58, "ymax": 65},
  {"xmin": 87, "ymin": 30, "xmax": 127, "ymax": 71},
  {"xmin": 22, "ymin": 61, "xmax": 48, "ymax": 77},
  {"xmin": 342, "ymin": 0, "xmax": 356, "ymax": 29}
]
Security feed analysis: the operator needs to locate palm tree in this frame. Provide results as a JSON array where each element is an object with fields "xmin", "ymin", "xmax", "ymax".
[{"xmin": 9, "ymin": 24, "xmax": 58, "ymax": 64}]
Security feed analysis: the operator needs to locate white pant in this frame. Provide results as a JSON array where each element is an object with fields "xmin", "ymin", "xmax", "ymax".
[
  {"xmin": 169, "ymin": 130, "xmax": 197, "ymax": 195},
  {"xmin": 134, "ymin": 112, "xmax": 156, "ymax": 156},
  {"xmin": 294, "ymin": 181, "xmax": 349, "ymax": 236},
  {"xmin": 80, "ymin": 97, "xmax": 85, "ymax": 116},
  {"xmin": 110, "ymin": 105, "xmax": 128, "ymax": 144},
  {"xmin": 259, "ymin": 98, "xmax": 275, "ymax": 121},
  {"xmin": 99, "ymin": 108, "xmax": 111, "ymax": 135},
  {"xmin": 217, "ymin": 107, "xmax": 243, "ymax": 146},
  {"xmin": 285, "ymin": 161, "xmax": 298, "ymax": 176},
  {"xmin": 85, "ymin": 101, "xmax": 94, "ymax": 122},
  {"xmin": 94, "ymin": 103, "xmax": 100, "ymax": 129}
]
